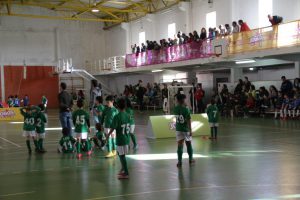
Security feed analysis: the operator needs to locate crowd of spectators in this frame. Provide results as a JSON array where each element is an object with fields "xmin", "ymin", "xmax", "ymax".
[
  {"xmin": 131, "ymin": 14, "xmax": 283, "ymax": 55},
  {"xmin": 215, "ymin": 76, "xmax": 300, "ymax": 119}
]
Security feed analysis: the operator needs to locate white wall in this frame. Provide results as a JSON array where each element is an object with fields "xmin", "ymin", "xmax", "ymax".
[{"xmin": 0, "ymin": 6, "xmax": 105, "ymax": 67}]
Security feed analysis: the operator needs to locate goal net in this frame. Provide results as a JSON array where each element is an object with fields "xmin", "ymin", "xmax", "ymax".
[{"xmin": 167, "ymin": 85, "xmax": 195, "ymax": 114}]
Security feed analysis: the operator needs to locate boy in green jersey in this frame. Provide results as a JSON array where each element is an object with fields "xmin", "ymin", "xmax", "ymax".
[
  {"xmin": 41, "ymin": 95, "xmax": 48, "ymax": 113},
  {"xmin": 58, "ymin": 127, "xmax": 76, "ymax": 153},
  {"xmin": 206, "ymin": 99, "xmax": 219, "ymax": 140},
  {"xmin": 95, "ymin": 96, "xmax": 105, "ymax": 123},
  {"xmin": 35, "ymin": 104, "xmax": 47, "ymax": 153},
  {"xmin": 173, "ymin": 94, "xmax": 195, "ymax": 168},
  {"xmin": 72, "ymin": 100, "xmax": 91, "ymax": 159},
  {"xmin": 20, "ymin": 105, "xmax": 41, "ymax": 154},
  {"xmin": 93, "ymin": 123, "xmax": 106, "ymax": 149},
  {"xmin": 125, "ymin": 98, "xmax": 138, "ymax": 150},
  {"xmin": 102, "ymin": 95, "xmax": 119, "ymax": 158},
  {"xmin": 107, "ymin": 98, "xmax": 130, "ymax": 179}
]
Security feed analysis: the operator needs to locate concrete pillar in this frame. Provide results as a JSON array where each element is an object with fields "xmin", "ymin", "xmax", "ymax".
[
  {"xmin": 0, "ymin": 65, "xmax": 5, "ymax": 100},
  {"xmin": 230, "ymin": 67, "xmax": 243, "ymax": 84},
  {"xmin": 121, "ymin": 23, "xmax": 131, "ymax": 54},
  {"xmin": 294, "ymin": 61, "xmax": 300, "ymax": 78}
]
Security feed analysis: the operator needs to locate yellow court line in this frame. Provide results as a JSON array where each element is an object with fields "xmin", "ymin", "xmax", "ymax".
[
  {"xmin": 0, "ymin": 191, "xmax": 35, "ymax": 197},
  {"xmin": 85, "ymin": 184, "xmax": 300, "ymax": 200}
]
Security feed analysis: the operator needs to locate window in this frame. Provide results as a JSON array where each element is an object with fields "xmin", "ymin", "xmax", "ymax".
[
  {"xmin": 259, "ymin": 0, "xmax": 272, "ymax": 27},
  {"xmin": 206, "ymin": 11, "xmax": 216, "ymax": 30},
  {"xmin": 139, "ymin": 32, "xmax": 145, "ymax": 46},
  {"xmin": 162, "ymin": 73, "xmax": 187, "ymax": 83},
  {"xmin": 168, "ymin": 23, "xmax": 176, "ymax": 39}
]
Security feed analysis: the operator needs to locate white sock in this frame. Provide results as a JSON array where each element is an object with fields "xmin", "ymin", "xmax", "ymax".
[
  {"xmin": 280, "ymin": 110, "xmax": 283, "ymax": 118},
  {"xmin": 288, "ymin": 110, "xmax": 291, "ymax": 117},
  {"xmin": 275, "ymin": 111, "xmax": 278, "ymax": 118},
  {"xmin": 284, "ymin": 109, "xmax": 287, "ymax": 118},
  {"xmin": 292, "ymin": 110, "xmax": 295, "ymax": 118},
  {"xmin": 297, "ymin": 110, "xmax": 300, "ymax": 116}
]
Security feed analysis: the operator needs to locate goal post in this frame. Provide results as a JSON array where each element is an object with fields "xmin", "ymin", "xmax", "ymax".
[{"xmin": 167, "ymin": 85, "xmax": 195, "ymax": 114}]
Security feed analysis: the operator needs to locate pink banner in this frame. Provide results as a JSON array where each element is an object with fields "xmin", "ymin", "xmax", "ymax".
[{"xmin": 125, "ymin": 41, "xmax": 214, "ymax": 68}]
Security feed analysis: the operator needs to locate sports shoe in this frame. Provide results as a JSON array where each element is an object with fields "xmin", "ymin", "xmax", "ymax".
[
  {"xmin": 118, "ymin": 173, "xmax": 129, "ymax": 179},
  {"xmin": 177, "ymin": 162, "xmax": 182, "ymax": 168},
  {"xmin": 76, "ymin": 153, "xmax": 82, "ymax": 159},
  {"xmin": 112, "ymin": 150, "xmax": 117, "ymax": 156},
  {"xmin": 87, "ymin": 150, "xmax": 92, "ymax": 156},
  {"xmin": 133, "ymin": 145, "xmax": 139, "ymax": 150},
  {"xmin": 105, "ymin": 152, "xmax": 114, "ymax": 158},
  {"xmin": 189, "ymin": 159, "xmax": 196, "ymax": 165}
]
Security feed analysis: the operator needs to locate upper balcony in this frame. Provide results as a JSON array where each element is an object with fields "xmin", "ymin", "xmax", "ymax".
[{"xmin": 86, "ymin": 19, "xmax": 300, "ymax": 75}]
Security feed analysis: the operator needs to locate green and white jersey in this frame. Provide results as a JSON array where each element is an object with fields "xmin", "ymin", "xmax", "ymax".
[
  {"xmin": 206, "ymin": 104, "xmax": 219, "ymax": 123},
  {"xmin": 111, "ymin": 111, "xmax": 130, "ymax": 146},
  {"xmin": 42, "ymin": 96, "xmax": 48, "ymax": 105},
  {"xmin": 20, "ymin": 107, "xmax": 40, "ymax": 131},
  {"xmin": 96, "ymin": 104, "xmax": 105, "ymax": 123},
  {"xmin": 72, "ymin": 109, "xmax": 89, "ymax": 133},
  {"xmin": 173, "ymin": 105, "xmax": 191, "ymax": 133},
  {"xmin": 125, "ymin": 108, "xmax": 135, "ymax": 125},
  {"xmin": 102, "ymin": 106, "xmax": 118, "ymax": 128},
  {"xmin": 35, "ymin": 112, "xmax": 47, "ymax": 134},
  {"xmin": 8, "ymin": 99, "xmax": 13, "ymax": 107},
  {"xmin": 59, "ymin": 136, "xmax": 76, "ymax": 152}
]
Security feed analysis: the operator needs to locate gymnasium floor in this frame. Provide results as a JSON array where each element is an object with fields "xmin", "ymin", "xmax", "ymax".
[{"xmin": 1, "ymin": 110, "xmax": 300, "ymax": 200}]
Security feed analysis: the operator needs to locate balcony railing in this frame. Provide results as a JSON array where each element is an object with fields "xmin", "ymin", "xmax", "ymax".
[
  {"xmin": 125, "ymin": 20, "xmax": 300, "ymax": 68},
  {"xmin": 125, "ymin": 40, "xmax": 214, "ymax": 68}
]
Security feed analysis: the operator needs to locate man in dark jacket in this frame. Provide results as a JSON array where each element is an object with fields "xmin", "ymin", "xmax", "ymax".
[
  {"xmin": 268, "ymin": 15, "xmax": 283, "ymax": 26},
  {"xmin": 135, "ymin": 80, "xmax": 146, "ymax": 112},
  {"xmin": 58, "ymin": 82, "xmax": 73, "ymax": 136}
]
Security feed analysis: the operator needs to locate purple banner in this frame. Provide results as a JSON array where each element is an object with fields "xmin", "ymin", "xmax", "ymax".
[{"xmin": 125, "ymin": 41, "xmax": 214, "ymax": 68}]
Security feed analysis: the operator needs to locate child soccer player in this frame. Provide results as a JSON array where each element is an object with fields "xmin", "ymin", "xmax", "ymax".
[
  {"xmin": 125, "ymin": 98, "xmax": 138, "ymax": 150},
  {"xmin": 72, "ymin": 99, "xmax": 91, "ymax": 159},
  {"xmin": 206, "ymin": 99, "xmax": 219, "ymax": 140},
  {"xmin": 102, "ymin": 95, "xmax": 119, "ymax": 158},
  {"xmin": 107, "ymin": 98, "xmax": 130, "ymax": 179},
  {"xmin": 274, "ymin": 92, "xmax": 283, "ymax": 119},
  {"xmin": 93, "ymin": 123, "xmax": 106, "ymax": 149},
  {"xmin": 35, "ymin": 104, "xmax": 47, "ymax": 153},
  {"xmin": 20, "ymin": 105, "xmax": 41, "ymax": 154},
  {"xmin": 280, "ymin": 94, "xmax": 290, "ymax": 120},
  {"xmin": 58, "ymin": 128, "xmax": 76, "ymax": 153},
  {"xmin": 42, "ymin": 95, "xmax": 48, "ymax": 113},
  {"xmin": 173, "ymin": 94, "xmax": 195, "ymax": 168},
  {"xmin": 94, "ymin": 96, "xmax": 105, "ymax": 124}
]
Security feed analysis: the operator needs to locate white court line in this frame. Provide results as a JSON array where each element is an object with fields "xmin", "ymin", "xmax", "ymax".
[
  {"xmin": 85, "ymin": 184, "xmax": 300, "ymax": 200},
  {"xmin": 0, "ymin": 137, "xmax": 21, "ymax": 147},
  {"xmin": 0, "ymin": 191, "xmax": 35, "ymax": 197}
]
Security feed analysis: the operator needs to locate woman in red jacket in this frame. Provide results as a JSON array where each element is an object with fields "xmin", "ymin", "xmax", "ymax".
[{"xmin": 238, "ymin": 20, "xmax": 251, "ymax": 32}]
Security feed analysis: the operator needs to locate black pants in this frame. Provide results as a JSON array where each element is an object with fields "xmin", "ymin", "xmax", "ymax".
[
  {"xmin": 197, "ymin": 100, "xmax": 204, "ymax": 113},
  {"xmin": 138, "ymin": 97, "xmax": 144, "ymax": 111}
]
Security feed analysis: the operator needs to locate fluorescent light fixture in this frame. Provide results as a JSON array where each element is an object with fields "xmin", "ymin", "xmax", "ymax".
[
  {"xmin": 9, "ymin": 122, "xmax": 24, "ymax": 124},
  {"xmin": 235, "ymin": 59, "xmax": 256, "ymax": 64},
  {"xmin": 249, "ymin": 67, "xmax": 254, "ymax": 71},
  {"xmin": 91, "ymin": 9, "xmax": 99, "ymax": 13},
  {"xmin": 151, "ymin": 69, "xmax": 163, "ymax": 73}
]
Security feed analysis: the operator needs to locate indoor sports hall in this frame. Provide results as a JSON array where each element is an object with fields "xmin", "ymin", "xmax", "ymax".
[{"xmin": 1, "ymin": 0, "xmax": 300, "ymax": 199}]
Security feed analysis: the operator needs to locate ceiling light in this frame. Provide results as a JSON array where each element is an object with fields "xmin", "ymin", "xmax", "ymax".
[
  {"xmin": 235, "ymin": 59, "xmax": 256, "ymax": 64},
  {"xmin": 91, "ymin": 9, "xmax": 99, "ymax": 13},
  {"xmin": 152, "ymin": 69, "xmax": 163, "ymax": 73},
  {"xmin": 249, "ymin": 67, "xmax": 254, "ymax": 71}
]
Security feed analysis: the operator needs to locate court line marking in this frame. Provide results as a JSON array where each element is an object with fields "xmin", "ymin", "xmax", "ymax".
[
  {"xmin": 85, "ymin": 184, "xmax": 300, "ymax": 200},
  {"xmin": 0, "ymin": 191, "xmax": 35, "ymax": 197},
  {"xmin": 0, "ymin": 137, "xmax": 21, "ymax": 147}
]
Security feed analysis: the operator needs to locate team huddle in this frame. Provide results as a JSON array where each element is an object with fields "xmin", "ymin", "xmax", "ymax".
[{"xmin": 20, "ymin": 92, "xmax": 219, "ymax": 179}]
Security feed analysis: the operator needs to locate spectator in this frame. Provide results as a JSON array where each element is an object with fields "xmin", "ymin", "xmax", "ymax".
[
  {"xmin": 131, "ymin": 44, "xmax": 137, "ymax": 54},
  {"xmin": 90, "ymin": 79, "xmax": 101, "ymax": 111},
  {"xmin": 14, "ymin": 95, "xmax": 20, "ymax": 107},
  {"xmin": 234, "ymin": 79, "xmax": 244, "ymax": 95},
  {"xmin": 208, "ymin": 28, "xmax": 215, "ymax": 40},
  {"xmin": 244, "ymin": 77, "xmax": 251, "ymax": 92},
  {"xmin": 58, "ymin": 82, "xmax": 73, "ymax": 136},
  {"xmin": 219, "ymin": 25, "xmax": 226, "ymax": 36},
  {"xmin": 195, "ymin": 83, "xmax": 205, "ymax": 113},
  {"xmin": 23, "ymin": 95, "xmax": 29, "ymax": 107},
  {"xmin": 77, "ymin": 90, "xmax": 85, "ymax": 101},
  {"xmin": 141, "ymin": 43, "xmax": 147, "ymax": 52},
  {"xmin": 268, "ymin": 14, "xmax": 283, "ymax": 26},
  {"xmin": 280, "ymin": 76, "xmax": 293, "ymax": 96},
  {"xmin": 123, "ymin": 85, "xmax": 130, "ymax": 97},
  {"xmin": 293, "ymin": 78, "xmax": 300, "ymax": 90},
  {"xmin": 225, "ymin": 24, "xmax": 232, "ymax": 35},
  {"xmin": 193, "ymin": 31, "xmax": 200, "ymax": 41},
  {"xmin": 136, "ymin": 46, "xmax": 140, "ymax": 56},
  {"xmin": 135, "ymin": 80, "xmax": 146, "ymax": 112},
  {"xmin": 200, "ymin": 28, "xmax": 207, "ymax": 40},
  {"xmin": 258, "ymin": 86, "xmax": 270, "ymax": 116},
  {"xmin": 269, "ymin": 85, "xmax": 278, "ymax": 109},
  {"xmin": 232, "ymin": 21, "xmax": 240, "ymax": 33},
  {"xmin": 238, "ymin": 20, "xmax": 251, "ymax": 32}
]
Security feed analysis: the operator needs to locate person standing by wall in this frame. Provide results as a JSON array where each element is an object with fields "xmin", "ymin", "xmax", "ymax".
[
  {"xmin": 195, "ymin": 83, "xmax": 205, "ymax": 113},
  {"xmin": 58, "ymin": 82, "xmax": 73, "ymax": 136},
  {"xmin": 90, "ymin": 79, "xmax": 102, "ymax": 124}
]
